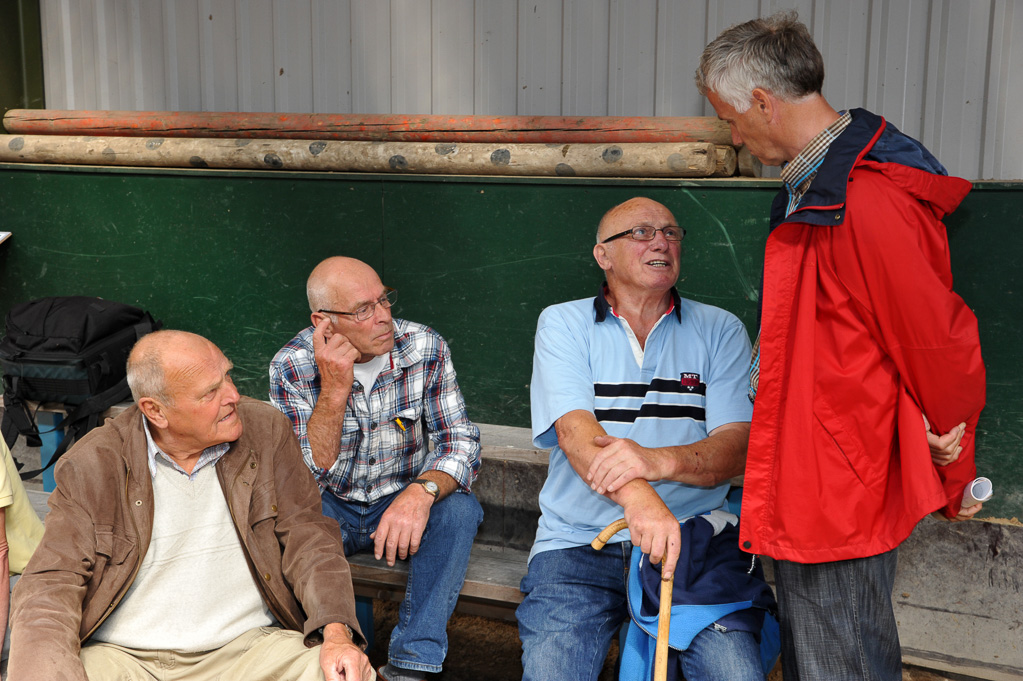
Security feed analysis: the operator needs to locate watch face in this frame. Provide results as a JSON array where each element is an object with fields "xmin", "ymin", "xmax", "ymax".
[{"xmin": 421, "ymin": 480, "xmax": 439, "ymax": 496}]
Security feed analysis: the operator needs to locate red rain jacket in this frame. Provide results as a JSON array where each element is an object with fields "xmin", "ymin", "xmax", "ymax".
[{"xmin": 741, "ymin": 109, "xmax": 986, "ymax": 564}]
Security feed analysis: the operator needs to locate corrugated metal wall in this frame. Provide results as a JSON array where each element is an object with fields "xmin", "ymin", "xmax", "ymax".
[{"xmin": 38, "ymin": 0, "xmax": 1023, "ymax": 179}]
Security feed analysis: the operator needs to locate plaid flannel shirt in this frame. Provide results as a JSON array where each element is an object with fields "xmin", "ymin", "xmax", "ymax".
[{"xmin": 269, "ymin": 318, "xmax": 480, "ymax": 503}]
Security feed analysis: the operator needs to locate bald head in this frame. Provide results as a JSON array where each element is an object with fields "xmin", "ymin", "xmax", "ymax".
[
  {"xmin": 596, "ymin": 197, "xmax": 677, "ymax": 243},
  {"xmin": 592, "ymin": 197, "xmax": 681, "ymax": 300},
  {"xmin": 128, "ymin": 330, "xmax": 242, "ymax": 457},
  {"xmin": 307, "ymin": 256, "xmax": 382, "ymax": 313},
  {"xmin": 127, "ymin": 330, "xmax": 218, "ymax": 404}
]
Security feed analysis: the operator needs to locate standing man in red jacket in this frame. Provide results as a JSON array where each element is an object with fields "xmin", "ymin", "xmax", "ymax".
[{"xmin": 696, "ymin": 12, "xmax": 986, "ymax": 681}]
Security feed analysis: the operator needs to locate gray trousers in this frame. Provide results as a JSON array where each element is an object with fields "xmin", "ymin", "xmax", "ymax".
[{"xmin": 774, "ymin": 548, "xmax": 901, "ymax": 681}]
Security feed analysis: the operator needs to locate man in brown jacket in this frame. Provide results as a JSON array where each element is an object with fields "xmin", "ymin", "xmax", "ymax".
[{"xmin": 9, "ymin": 330, "xmax": 373, "ymax": 681}]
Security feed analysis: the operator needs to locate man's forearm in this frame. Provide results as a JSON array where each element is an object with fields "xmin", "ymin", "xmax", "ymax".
[
  {"xmin": 555, "ymin": 410, "xmax": 612, "ymax": 478},
  {"xmin": 322, "ymin": 621, "xmax": 358, "ymax": 645},
  {"xmin": 306, "ymin": 389, "xmax": 350, "ymax": 470},
  {"xmin": 555, "ymin": 409, "xmax": 656, "ymax": 506},
  {"xmin": 661, "ymin": 422, "xmax": 749, "ymax": 487},
  {"xmin": 563, "ymin": 410, "xmax": 748, "ymax": 499},
  {"xmin": 410, "ymin": 469, "xmax": 459, "ymax": 502},
  {"xmin": 420, "ymin": 423, "xmax": 481, "ymax": 496}
]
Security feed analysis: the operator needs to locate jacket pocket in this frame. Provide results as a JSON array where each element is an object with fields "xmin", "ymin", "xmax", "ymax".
[
  {"xmin": 249, "ymin": 481, "xmax": 280, "ymax": 526},
  {"xmin": 94, "ymin": 525, "xmax": 134, "ymax": 565},
  {"xmin": 813, "ymin": 395, "xmax": 881, "ymax": 490}
]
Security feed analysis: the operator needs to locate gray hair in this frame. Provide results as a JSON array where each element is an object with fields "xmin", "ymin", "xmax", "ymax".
[
  {"xmin": 126, "ymin": 338, "xmax": 171, "ymax": 404},
  {"xmin": 695, "ymin": 10, "xmax": 824, "ymax": 113}
]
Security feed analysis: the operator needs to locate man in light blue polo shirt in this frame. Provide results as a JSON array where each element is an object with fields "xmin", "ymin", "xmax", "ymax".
[{"xmin": 517, "ymin": 197, "xmax": 770, "ymax": 681}]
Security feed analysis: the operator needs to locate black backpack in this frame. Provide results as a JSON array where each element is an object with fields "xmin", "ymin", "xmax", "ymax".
[{"xmin": 0, "ymin": 296, "xmax": 160, "ymax": 479}]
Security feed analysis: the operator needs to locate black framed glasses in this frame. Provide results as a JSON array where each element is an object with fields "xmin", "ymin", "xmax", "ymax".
[
  {"xmin": 319, "ymin": 287, "xmax": 397, "ymax": 322},
  {"xmin": 601, "ymin": 225, "xmax": 686, "ymax": 244}
]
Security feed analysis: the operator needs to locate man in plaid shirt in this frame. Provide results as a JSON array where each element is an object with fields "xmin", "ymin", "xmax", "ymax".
[{"xmin": 269, "ymin": 256, "xmax": 482, "ymax": 681}]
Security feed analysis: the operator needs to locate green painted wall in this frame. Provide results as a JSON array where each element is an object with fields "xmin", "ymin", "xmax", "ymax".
[{"xmin": 0, "ymin": 164, "xmax": 1018, "ymax": 518}]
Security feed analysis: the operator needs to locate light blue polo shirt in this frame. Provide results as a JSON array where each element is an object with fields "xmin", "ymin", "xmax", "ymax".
[{"xmin": 529, "ymin": 286, "xmax": 753, "ymax": 561}]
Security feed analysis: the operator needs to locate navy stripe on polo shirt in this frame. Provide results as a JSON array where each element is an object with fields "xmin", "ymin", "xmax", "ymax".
[{"xmin": 596, "ymin": 403, "xmax": 707, "ymax": 424}]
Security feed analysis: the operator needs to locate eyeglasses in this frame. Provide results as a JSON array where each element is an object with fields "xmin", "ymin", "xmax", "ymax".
[
  {"xmin": 319, "ymin": 287, "xmax": 397, "ymax": 322},
  {"xmin": 601, "ymin": 225, "xmax": 686, "ymax": 244}
]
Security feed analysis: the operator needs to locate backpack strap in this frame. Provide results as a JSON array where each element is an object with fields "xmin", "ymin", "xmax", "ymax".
[
  {"xmin": 3, "ymin": 378, "xmax": 43, "ymax": 450},
  {"xmin": 17, "ymin": 378, "xmax": 132, "ymax": 481}
]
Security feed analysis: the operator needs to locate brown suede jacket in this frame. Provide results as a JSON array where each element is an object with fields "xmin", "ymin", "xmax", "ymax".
[{"xmin": 8, "ymin": 397, "xmax": 362, "ymax": 680}]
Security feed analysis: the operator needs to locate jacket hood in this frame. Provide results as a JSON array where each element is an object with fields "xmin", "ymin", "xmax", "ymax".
[
  {"xmin": 861, "ymin": 111, "xmax": 947, "ymax": 174},
  {"xmin": 860, "ymin": 160, "xmax": 971, "ymax": 219}
]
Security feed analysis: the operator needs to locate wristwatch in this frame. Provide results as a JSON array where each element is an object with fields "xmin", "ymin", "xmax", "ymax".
[
  {"xmin": 317, "ymin": 623, "xmax": 355, "ymax": 642},
  {"xmin": 413, "ymin": 478, "xmax": 439, "ymax": 499}
]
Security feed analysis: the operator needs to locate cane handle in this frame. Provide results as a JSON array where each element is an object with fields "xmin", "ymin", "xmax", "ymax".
[{"xmin": 590, "ymin": 518, "xmax": 629, "ymax": 550}]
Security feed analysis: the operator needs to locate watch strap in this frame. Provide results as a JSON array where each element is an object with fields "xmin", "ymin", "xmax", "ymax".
[
  {"xmin": 318, "ymin": 623, "xmax": 355, "ymax": 642},
  {"xmin": 413, "ymin": 477, "xmax": 439, "ymax": 498}
]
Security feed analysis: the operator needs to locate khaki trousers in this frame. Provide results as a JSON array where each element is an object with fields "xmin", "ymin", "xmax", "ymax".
[{"xmin": 81, "ymin": 627, "xmax": 326, "ymax": 681}]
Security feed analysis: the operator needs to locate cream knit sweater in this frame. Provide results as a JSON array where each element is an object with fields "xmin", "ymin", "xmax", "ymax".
[{"xmin": 92, "ymin": 459, "xmax": 273, "ymax": 652}]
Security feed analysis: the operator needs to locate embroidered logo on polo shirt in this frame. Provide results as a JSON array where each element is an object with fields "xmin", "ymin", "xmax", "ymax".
[{"xmin": 680, "ymin": 373, "xmax": 701, "ymax": 392}]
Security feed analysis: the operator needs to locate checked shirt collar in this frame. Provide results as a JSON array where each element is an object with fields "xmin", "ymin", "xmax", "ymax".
[{"xmin": 780, "ymin": 110, "xmax": 852, "ymax": 217}]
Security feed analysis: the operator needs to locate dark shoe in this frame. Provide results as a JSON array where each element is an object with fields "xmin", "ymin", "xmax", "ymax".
[{"xmin": 377, "ymin": 663, "xmax": 427, "ymax": 681}]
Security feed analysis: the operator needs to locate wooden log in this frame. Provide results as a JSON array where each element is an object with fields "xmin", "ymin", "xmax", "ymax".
[
  {"xmin": 0, "ymin": 135, "xmax": 723, "ymax": 177},
  {"xmin": 737, "ymin": 146, "xmax": 763, "ymax": 177},
  {"xmin": 712, "ymin": 145, "xmax": 737, "ymax": 177},
  {"xmin": 2, "ymin": 110, "xmax": 733, "ymax": 146}
]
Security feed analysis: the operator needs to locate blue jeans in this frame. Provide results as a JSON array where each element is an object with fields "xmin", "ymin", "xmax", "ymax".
[
  {"xmin": 774, "ymin": 548, "xmax": 901, "ymax": 681},
  {"xmin": 517, "ymin": 543, "xmax": 764, "ymax": 681},
  {"xmin": 320, "ymin": 488, "xmax": 482, "ymax": 673}
]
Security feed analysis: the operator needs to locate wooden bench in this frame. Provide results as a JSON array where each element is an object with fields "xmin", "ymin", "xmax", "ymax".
[{"xmin": 348, "ymin": 544, "xmax": 528, "ymax": 622}]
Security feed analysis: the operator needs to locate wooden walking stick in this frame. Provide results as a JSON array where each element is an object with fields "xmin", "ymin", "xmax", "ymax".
[{"xmin": 592, "ymin": 519, "xmax": 675, "ymax": 681}]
